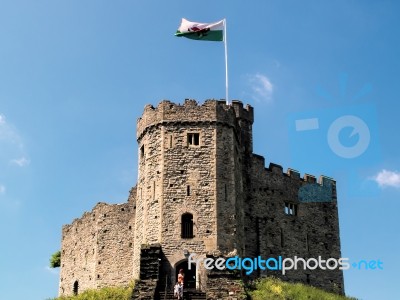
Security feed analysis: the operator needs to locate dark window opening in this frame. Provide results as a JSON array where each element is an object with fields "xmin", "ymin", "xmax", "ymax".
[
  {"xmin": 73, "ymin": 281, "xmax": 79, "ymax": 295},
  {"xmin": 181, "ymin": 213, "xmax": 194, "ymax": 239},
  {"xmin": 284, "ymin": 202, "xmax": 297, "ymax": 216},
  {"xmin": 188, "ymin": 133, "xmax": 200, "ymax": 146},
  {"xmin": 187, "ymin": 185, "xmax": 191, "ymax": 196},
  {"xmin": 224, "ymin": 184, "xmax": 227, "ymax": 201},
  {"xmin": 140, "ymin": 145, "xmax": 145, "ymax": 159}
]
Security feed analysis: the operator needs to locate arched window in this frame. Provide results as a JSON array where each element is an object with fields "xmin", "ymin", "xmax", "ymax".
[
  {"xmin": 73, "ymin": 280, "xmax": 79, "ymax": 295},
  {"xmin": 181, "ymin": 213, "xmax": 193, "ymax": 239}
]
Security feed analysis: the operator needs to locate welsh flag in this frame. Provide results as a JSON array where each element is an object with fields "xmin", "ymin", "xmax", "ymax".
[{"xmin": 175, "ymin": 18, "xmax": 224, "ymax": 41}]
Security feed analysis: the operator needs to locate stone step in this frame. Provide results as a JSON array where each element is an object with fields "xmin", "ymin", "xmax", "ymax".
[{"xmin": 159, "ymin": 290, "xmax": 206, "ymax": 300}]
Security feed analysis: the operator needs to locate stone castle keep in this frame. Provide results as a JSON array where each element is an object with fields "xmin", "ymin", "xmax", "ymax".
[{"xmin": 59, "ymin": 99, "xmax": 344, "ymax": 298}]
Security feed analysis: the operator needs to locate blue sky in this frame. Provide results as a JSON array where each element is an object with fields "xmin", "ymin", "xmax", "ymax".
[{"xmin": 0, "ymin": 1, "xmax": 399, "ymax": 299}]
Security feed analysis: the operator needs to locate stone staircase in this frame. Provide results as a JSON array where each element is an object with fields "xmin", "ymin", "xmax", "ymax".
[
  {"xmin": 131, "ymin": 244, "xmax": 162, "ymax": 300},
  {"xmin": 131, "ymin": 245, "xmax": 248, "ymax": 299},
  {"xmin": 158, "ymin": 288, "xmax": 206, "ymax": 300}
]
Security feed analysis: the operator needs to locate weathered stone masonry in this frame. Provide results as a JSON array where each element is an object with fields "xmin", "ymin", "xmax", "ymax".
[{"xmin": 59, "ymin": 99, "xmax": 344, "ymax": 297}]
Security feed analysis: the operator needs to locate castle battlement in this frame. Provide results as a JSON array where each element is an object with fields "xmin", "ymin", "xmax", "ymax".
[
  {"xmin": 136, "ymin": 99, "xmax": 253, "ymax": 140},
  {"xmin": 251, "ymin": 154, "xmax": 336, "ymax": 187}
]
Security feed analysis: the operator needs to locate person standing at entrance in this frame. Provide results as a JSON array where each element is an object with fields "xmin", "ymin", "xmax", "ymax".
[
  {"xmin": 178, "ymin": 269, "xmax": 185, "ymax": 287},
  {"xmin": 175, "ymin": 269, "xmax": 185, "ymax": 300}
]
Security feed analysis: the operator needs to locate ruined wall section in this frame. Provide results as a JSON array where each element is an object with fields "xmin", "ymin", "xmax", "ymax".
[
  {"xmin": 244, "ymin": 155, "xmax": 343, "ymax": 294},
  {"xmin": 60, "ymin": 198, "xmax": 136, "ymax": 296},
  {"xmin": 96, "ymin": 202, "xmax": 135, "ymax": 288},
  {"xmin": 60, "ymin": 208, "xmax": 98, "ymax": 296}
]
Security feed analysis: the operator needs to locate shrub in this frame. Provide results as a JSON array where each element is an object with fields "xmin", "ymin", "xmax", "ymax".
[{"xmin": 50, "ymin": 251, "xmax": 61, "ymax": 268}]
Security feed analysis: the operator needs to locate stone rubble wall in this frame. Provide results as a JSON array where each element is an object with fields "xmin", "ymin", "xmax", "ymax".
[{"xmin": 59, "ymin": 187, "xmax": 136, "ymax": 296}]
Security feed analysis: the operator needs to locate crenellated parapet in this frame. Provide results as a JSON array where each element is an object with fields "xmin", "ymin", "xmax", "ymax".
[
  {"xmin": 136, "ymin": 99, "xmax": 253, "ymax": 140},
  {"xmin": 250, "ymin": 154, "xmax": 336, "ymax": 202},
  {"xmin": 251, "ymin": 154, "xmax": 335, "ymax": 187},
  {"xmin": 231, "ymin": 100, "xmax": 254, "ymax": 123}
]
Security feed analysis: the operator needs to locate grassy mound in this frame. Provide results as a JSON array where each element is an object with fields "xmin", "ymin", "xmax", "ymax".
[
  {"xmin": 48, "ymin": 283, "xmax": 134, "ymax": 300},
  {"xmin": 48, "ymin": 278, "xmax": 357, "ymax": 300},
  {"xmin": 249, "ymin": 277, "xmax": 357, "ymax": 300}
]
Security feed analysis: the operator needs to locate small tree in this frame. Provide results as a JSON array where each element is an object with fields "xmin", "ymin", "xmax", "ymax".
[{"xmin": 50, "ymin": 250, "xmax": 61, "ymax": 268}]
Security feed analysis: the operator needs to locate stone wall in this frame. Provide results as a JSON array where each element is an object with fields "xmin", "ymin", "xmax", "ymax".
[
  {"xmin": 59, "ymin": 188, "xmax": 136, "ymax": 296},
  {"xmin": 60, "ymin": 207, "xmax": 98, "ymax": 295},
  {"xmin": 243, "ymin": 155, "xmax": 344, "ymax": 294},
  {"xmin": 95, "ymin": 201, "xmax": 135, "ymax": 288}
]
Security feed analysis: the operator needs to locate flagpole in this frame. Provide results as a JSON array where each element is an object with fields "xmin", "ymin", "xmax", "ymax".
[{"xmin": 224, "ymin": 18, "xmax": 229, "ymax": 105}]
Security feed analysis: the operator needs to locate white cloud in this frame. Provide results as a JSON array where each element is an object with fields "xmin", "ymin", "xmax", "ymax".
[
  {"xmin": 247, "ymin": 73, "xmax": 274, "ymax": 103},
  {"xmin": 0, "ymin": 114, "xmax": 23, "ymax": 148},
  {"xmin": 10, "ymin": 157, "xmax": 30, "ymax": 167},
  {"xmin": 373, "ymin": 169, "xmax": 400, "ymax": 188},
  {"xmin": 0, "ymin": 185, "xmax": 5, "ymax": 194},
  {"xmin": 45, "ymin": 266, "xmax": 59, "ymax": 275},
  {"xmin": 0, "ymin": 113, "xmax": 27, "ymax": 167}
]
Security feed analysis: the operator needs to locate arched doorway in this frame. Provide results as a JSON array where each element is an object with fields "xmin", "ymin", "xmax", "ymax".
[
  {"xmin": 175, "ymin": 260, "xmax": 196, "ymax": 289},
  {"xmin": 73, "ymin": 280, "xmax": 79, "ymax": 295}
]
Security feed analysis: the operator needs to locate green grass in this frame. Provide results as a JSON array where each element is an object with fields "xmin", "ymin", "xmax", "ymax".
[
  {"xmin": 249, "ymin": 277, "xmax": 357, "ymax": 300},
  {"xmin": 48, "ymin": 283, "xmax": 134, "ymax": 300},
  {"xmin": 48, "ymin": 278, "xmax": 357, "ymax": 300}
]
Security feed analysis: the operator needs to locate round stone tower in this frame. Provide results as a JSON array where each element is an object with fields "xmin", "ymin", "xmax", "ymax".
[{"xmin": 133, "ymin": 99, "xmax": 254, "ymax": 285}]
